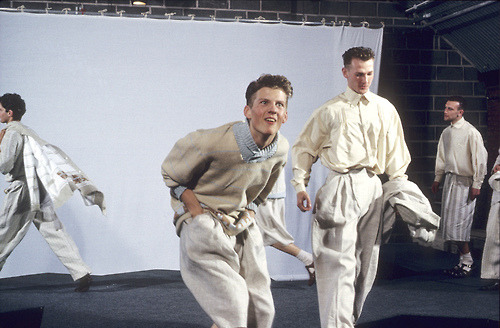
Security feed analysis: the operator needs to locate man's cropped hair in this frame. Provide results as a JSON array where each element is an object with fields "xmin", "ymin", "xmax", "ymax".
[
  {"xmin": 342, "ymin": 47, "xmax": 375, "ymax": 67},
  {"xmin": 447, "ymin": 96, "xmax": 466, "ymax": 110},
  {"xmin": 245, "ymin": 74, "xmax": 293, "ymax": 106},
  {"xmin": 0, "ymin": 93, "xmax": 26, "ymax": 120}
]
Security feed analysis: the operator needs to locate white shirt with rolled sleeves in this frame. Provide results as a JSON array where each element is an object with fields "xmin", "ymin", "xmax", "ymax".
[{"xmin": 434, "ymin": 117, "xmax": 487, "ymax": 189}]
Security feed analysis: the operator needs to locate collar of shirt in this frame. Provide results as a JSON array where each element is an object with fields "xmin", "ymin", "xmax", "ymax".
[
  {"xmin": 450, "ymin": 117, "xmax": 466, "ymax": 128},
  {"xmin": 233, "ymin": 121, "xmax": 278, "ymax": 163},
  {"xmin": 6, "ymin": 121, "xmax": 21, "ymax": 129},
  {"xmin": 345, "ymin": 87, "xmax": 373, "ymax": 106}
]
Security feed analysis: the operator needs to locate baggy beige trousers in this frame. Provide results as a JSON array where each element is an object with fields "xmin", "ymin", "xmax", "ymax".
[
  {"xmin": 179, "ymin": 213, "xmax": 274, "ymax": 328},
  {"xmin": 0, "ymin": 179, "xmax": 91, "ymax": 280},
  {"xmin": 312, "ymin": 169, "xmax": 383, "ymax": 328}
]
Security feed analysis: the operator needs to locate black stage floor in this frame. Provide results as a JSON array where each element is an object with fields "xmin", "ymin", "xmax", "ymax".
[{"xmin": 1, "ymin": 243, "xmax": 499, "ymax": 328}]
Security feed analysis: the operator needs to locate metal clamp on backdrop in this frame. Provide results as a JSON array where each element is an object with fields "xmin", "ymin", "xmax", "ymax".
[{"xmin": 164, "ymin": 12, "xmax": 176, "ymax": 20}]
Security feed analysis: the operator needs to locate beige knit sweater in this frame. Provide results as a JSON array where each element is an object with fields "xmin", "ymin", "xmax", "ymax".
[{"xmin": 162, "ymin": 121, "xmax": 288, "ymax": 235}]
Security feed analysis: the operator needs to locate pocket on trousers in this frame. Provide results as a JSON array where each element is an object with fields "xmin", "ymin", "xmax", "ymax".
[
  {"xmin": 313, "ymin": 181, "xmax": 347, "ymax": 229},
  {"xmin": 0, "ymin": 180, "xmax": 28, "ymax": 227}
]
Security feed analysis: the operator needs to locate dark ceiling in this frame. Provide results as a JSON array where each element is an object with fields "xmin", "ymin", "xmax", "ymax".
[{"xmin": 403, "ymin": 0, "xmax": 500, "ymax": 73}]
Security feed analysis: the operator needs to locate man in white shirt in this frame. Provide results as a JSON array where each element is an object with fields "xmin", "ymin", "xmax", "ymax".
[
  {"xmin": 431, "ymin": 96, "xmax": 488, "ymax": 278},
  {"xmin": 479, "ymin": 148, "xmax": 500, "ymax": 291},
  {"xmin": 291, "ymin": 47, "xmax": 411, "ymax": 328}
]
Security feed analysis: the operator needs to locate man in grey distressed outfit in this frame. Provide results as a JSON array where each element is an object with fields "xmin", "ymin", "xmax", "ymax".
[
  {"xmin": 0, "ymin": 93, "xmax": 102, "ymax": 292},
  {"xmin": 432, "ymin": 96, "xmax": 487, "ymax": 278}
]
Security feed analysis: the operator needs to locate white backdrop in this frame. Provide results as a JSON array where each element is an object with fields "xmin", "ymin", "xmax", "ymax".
[{"xmin": 0, "ymin": 11, "xmax": 383, "ymax": 280}]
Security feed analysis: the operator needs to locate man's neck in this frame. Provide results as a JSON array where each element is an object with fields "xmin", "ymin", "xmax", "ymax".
[{"xmin": 253, "ymin": 135, "xmax": 274, "ymax": 149}]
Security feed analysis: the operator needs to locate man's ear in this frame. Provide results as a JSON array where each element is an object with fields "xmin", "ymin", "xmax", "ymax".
[
  {"xmin": 282, "ymin": 110, "xmax": 288, "ymax": 124},
  {"xmin": 7, "ymin": 110, "xmax": 14, "ymax": 118},
  {"xmin": 244, "ymin": 105, "xmax": 252, "ymax": 120},
  {"xmin": 342, "ymin": 67, "xmax": 349, "ymax": 79}
]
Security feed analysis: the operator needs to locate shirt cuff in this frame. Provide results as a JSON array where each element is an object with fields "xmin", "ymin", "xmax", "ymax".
[
  {"xmin": 246, "ymin": 202, "xmax": 258, "ymax": 213},
  {"xmin": 292, "ymin": 183, "xmax": 306, "ymax": 193},
  {"xmin": 267, "ymin": 191, "xmax": 286, "ymax": 199},
  {"xmin": 472, "ymin": 181, "xmax": 483, "ymax": 189},
  {"xmin": 170, "ymin": 186, "xmax": 187, "ymax": 200},
  {"xmin": 388, "ymin": 174, "xmax": 408, "ymax": 181}
]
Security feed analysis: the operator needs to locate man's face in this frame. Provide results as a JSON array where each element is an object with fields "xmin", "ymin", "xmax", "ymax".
[
  {"xmin": 244, "ymin": 87, "xmax": 288, "ymax": 148},
  {"xmin": 0, "ymin": 102, "xmax": 12, "ymax": 124},
  {"xmin": 444, "ymin": 101, "xmax": 463, "ymax": 124},
  {"xmin": 342, "ymin": 58, "xmax": 374, "ymax": 94}
]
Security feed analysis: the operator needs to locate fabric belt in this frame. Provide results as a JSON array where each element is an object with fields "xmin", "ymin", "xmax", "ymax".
[
  {"xmin": 204, "ymin": 207, "xmax": 254, "ymax": 236},
  {"xmin": 177, "ymin": 204, "xmax": 254, "ymax": 236}
]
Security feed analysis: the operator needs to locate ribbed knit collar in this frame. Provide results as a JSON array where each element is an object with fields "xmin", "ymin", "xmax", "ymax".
[{"xmin": 233, "ymin": 121, "xmax": 278, "ymax": 163}]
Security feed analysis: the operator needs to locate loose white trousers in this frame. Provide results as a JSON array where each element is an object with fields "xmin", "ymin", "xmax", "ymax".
[
  {"xmin": 0, "ymin": 179, "xmax": 91, "ymax": 280},
  {"xmin": 312, "ymin": 169, "xmax": 383, "ymax": 328},
  {"xmin": 179, "ymin": 213, "xmax": 274, "ymax": 328},
  {"xmin": 481, "ymin": 190, "xmax": 499, "ymax": 279}
]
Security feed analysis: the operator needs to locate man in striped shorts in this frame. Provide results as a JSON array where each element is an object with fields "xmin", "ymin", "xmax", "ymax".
[{"xmin": 432, "ymin": 96, "xmax": 487, "ymax": 278}]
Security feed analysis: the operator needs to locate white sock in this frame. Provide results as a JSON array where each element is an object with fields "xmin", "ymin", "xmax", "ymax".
[
  {"xmin": 461, "ymin": 252, "xmax": 473, "ymax": 266},
  {"xmin": 296, "ymin": 250, "xmax": 313, "ymax": 266}
]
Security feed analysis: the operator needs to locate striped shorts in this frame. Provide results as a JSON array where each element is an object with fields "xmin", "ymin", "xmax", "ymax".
[{"xmin": 441, "ymin": 173, "xmax": 475, "ymax": 242}]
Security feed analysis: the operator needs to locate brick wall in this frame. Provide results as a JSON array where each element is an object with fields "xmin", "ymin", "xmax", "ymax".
[
  {"xmin": 378, "ymin": 27, "xmax": 489, "ymax": 224},
  {"xmin": 1, "ymin": 0, "xmax": 493, "ymax": 226}
]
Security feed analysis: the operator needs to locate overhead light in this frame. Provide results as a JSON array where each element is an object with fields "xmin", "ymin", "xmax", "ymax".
[{"xmin": 133, "ymin": 1, "xmax": 146, "ymax": 5}]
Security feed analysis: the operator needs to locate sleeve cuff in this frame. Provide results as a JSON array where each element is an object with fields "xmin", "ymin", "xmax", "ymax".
[
  {"xmin": 388, "ymin": 174, "xmax": 408, "ymax": 181},
  {"xmin": 170, "ymin": 186, "xmax": 187, "ymax": 200},
  {"xmin": 472, "ymin": 181, "xmax": 483, "ymax": 189},
  {"xmin": 246, "ymin": 202, "xmax": 258, "ymax": 213},
  {"xmin": 292, "ymin": 183, "xmax": 306, "ymax": 194}
]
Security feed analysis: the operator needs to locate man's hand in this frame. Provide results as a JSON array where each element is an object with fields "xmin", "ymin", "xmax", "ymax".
[
  {"xmin": 469, "ymin": 187, "xmax": 480, "ymax": 201},
  {"xmin": 494, "ymin": 164, "xmax": 500, "ymax": 173},
  {"xmin": 246, "ymin": 209, "xmax": 256, "ymax": 219},
  {"xmin": 431, "ymin": 181, "xmax": 440, "ymax": 194},
  {"xmin": 297, "ymin": 191, "xmax": 312, "ymax": 212},
  {"xmin": 180, "ymin": 189, "xmax": 204, "ymax": 217}
]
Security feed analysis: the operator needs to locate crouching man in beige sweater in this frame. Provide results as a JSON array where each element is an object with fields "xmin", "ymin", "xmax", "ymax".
[{"xmin": 162, "ymin": 74, "xmax": 292, "ymax": 328}]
